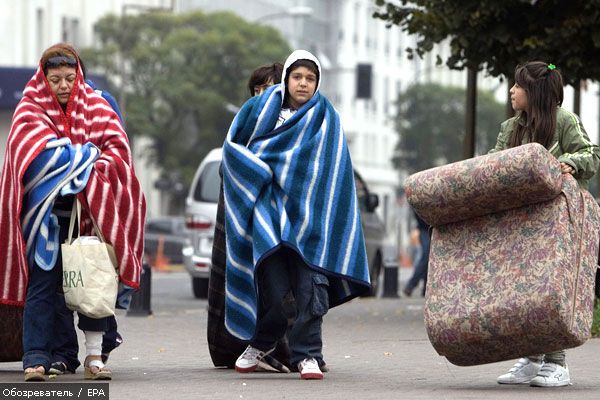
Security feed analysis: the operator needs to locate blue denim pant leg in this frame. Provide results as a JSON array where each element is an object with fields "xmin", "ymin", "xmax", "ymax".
[
  {"xmin": 51, "ymin": 293, "xmax": 80, "ymax": 372},
  {"xmin": 288, "ymin": 257, "xmax": 328, "ymax": 367},
  {"xmin": 22, "ymin": 263, "xmax": 61, "ymax": 371},
  {"xmin": 48, "ymin": 213, "xmax": 80, "ymax": 372},
  {"xmin": 406, "ymin": 228, "xmax": 430, "ymax": 292}
]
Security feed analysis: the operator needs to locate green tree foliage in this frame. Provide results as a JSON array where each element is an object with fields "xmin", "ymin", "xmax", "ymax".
[
  {"xmin": 81, "ymin": 11, "xmax": 290, "ymax": 199},
  {"xmin": 393, "ymin": 83, "xmax": 505, "ymax": 173},
  {"xmin": 373, "ymin": 0, "xmax": 600, "ymax": 86}
]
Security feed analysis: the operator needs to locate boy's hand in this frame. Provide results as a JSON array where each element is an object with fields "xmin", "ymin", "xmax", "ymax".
[{"xmin": 560, "ymin": 162, "xmax": 574, "ymax": 174}]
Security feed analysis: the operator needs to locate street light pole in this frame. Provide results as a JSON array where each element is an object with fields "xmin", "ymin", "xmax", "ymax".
[{"xmin": 463, "ymin": 67, "xmax": 477, "ymax": 159}]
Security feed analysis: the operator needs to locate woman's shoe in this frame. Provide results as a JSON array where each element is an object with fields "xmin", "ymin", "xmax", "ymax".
[
  {"xmin": 24, "ymin": 366, "xmax": 46, "ymax": 382},
  {"xmin": 84, "ymin": 356, "xmax": 112, "ymax": 380}
]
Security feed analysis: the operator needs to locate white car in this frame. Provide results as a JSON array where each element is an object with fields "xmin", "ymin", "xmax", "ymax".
[{"xmin": 182, "ymin": 148, "xmax": 222, "ymax": 298}]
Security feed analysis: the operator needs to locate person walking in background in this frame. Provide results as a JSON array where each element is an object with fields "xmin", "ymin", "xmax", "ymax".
[
  {"xmin": 223, "ymin": 50, "xmax": 371, "ymax": 380},
  {"xmin": 403, "ymin": 211, "xmax": 430, "ymax": 297},
  {"xmin": 0, "ymin": 43, "xmax": 146, "ymax": 381},
  {"xmin": 491, "ymin": 61, "xmax": 600, "ymax": 387}
]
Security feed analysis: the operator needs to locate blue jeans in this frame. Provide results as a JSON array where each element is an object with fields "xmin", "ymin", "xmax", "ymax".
[
  {"xmin": 252, "ymin": 248, "xmax": 329, "ymax": 366},
  {"xmin": 406, "ymin": 227, "xmax": 430, "ymax": 294},
  {"xmin": 51, "ymin": 292, "xmax": 80, "ymax": 372},
  {"xmin": 22, "ymin": 214, "xmax": 110, "ymax": 371}
]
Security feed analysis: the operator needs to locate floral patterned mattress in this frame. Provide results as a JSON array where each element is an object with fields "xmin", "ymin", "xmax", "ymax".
[
  {"xmin": 424, "ymin": 175, "xmax": 600, "ymax": 365},
  {"xmin": 405, "ymin": 143, "xmax": 563, "ymax": 227}
]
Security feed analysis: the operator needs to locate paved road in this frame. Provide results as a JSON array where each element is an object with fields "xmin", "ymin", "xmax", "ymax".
[{"xmin": 1, "ymin": 270, "xmax": 598, "ymax": 400}]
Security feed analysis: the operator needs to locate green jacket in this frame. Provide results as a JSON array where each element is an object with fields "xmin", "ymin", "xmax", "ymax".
[{"xmin": 490, "ymin": 106, "xmax": 600, "ymax": 189}]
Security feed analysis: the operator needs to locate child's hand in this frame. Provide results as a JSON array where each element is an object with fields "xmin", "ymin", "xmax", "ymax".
[{"xmin": 560, "ymin": 162, "xmax": 574, "ymax": 174}]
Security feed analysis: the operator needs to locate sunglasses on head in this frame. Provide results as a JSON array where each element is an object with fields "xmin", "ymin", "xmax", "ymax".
[{"xmin": 45, "ymin": 56, "xmax": 77, "ymax": 69}]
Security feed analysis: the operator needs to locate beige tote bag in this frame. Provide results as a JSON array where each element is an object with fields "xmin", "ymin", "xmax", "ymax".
[{"xmin": 61, "ymin": 199, "xmax": 118, "ymax": 318}]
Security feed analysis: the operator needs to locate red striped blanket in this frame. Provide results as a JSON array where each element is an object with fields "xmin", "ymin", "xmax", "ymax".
[{"xmin": 0, "ymin": 62, "xmax": 146, "ymax": 306}]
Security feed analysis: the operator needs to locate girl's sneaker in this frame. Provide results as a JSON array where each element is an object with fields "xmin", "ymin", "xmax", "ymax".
[
  {"xmin": 529, "ymin": 363, "xmax": 571, "ymax": 387},
  {"xmin": 497, "ymin": 357, "xmax": 542, "ymax": 384}
]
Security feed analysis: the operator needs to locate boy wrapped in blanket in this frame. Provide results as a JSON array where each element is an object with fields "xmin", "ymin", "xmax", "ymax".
[{"xmin": 222, "ymin": 50, "xmax": 371, "ymax": 379}]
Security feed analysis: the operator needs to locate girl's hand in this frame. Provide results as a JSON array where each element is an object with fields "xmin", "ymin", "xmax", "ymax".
[{"xmin": 560, "ymin": 162, "xmax": 574, "ymax": 174}]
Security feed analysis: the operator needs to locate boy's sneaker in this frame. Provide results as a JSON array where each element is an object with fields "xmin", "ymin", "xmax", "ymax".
[
  {"xmin": 497, "ymin": 357, "xmax": 542, "ymax": 384},
  {"xmin": 529, "ymin": 363, "xmax": 571, "ymax": 387},
  {"xmin": 235, "ymin": 345, "xmax": 275, "ymax": 373},
  {"xmin": 48, "ymin": 362, "xmax": 74, "ymax": 375},
  {"xmin": 298, "ymin": 358, "xmax": 323, "ymax": 380}
]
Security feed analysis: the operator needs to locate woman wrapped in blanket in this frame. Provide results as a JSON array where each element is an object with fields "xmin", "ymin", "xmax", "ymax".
[
  {"xmin": 223, "ymin": 50, "xmax": 371, "ymax": 380},
  {"xmin": 0, "ymin": 43, "xmax": 146, "ymax": 381}
]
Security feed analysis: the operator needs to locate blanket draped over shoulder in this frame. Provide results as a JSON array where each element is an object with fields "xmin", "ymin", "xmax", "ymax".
[
  {"xmin": 0, "ymin": 65, "xmax": 146, "ymax": 306},
  {"xmin": 21, "ymin": 137, "xmax": 99, "ymax": 271},
  {"xmin": 222, "ymin": 85, "xmax": 370, "ymax": 341}
]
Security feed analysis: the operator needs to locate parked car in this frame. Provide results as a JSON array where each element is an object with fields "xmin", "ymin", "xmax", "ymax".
[
  {"xmin": 183, "ymin": 147, "xmax": 386, "ymax": 298},
  {"xmin": 353, "ymin": 171, "xmax": 386, "ymax": 296},
  {"xmin": 144, "ymin": 216, "xmax": 188, "ymax": 265},
  {"xmin": 183, "ymin": 148, "xmax": 222, "ymax": 298}
]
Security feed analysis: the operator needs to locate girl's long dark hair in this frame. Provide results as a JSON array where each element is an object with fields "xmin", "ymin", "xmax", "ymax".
[{"xmin": 509, "ymin": 61, "xmax": 564, "ymax": 149}]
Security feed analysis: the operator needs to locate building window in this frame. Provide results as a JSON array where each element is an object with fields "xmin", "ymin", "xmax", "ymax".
[
  {"xmin": 61, "ymin": 16, "xmax": 80, "ymax": 44},
  {"xmin": 36, "ymin": 8, "xmax": 44, "ymax": 57},
  {"xmin": 384, "ymin": 76, "xmax": 389, "ymax": 115},
  {"xmin": 354, "ymin": 2, "xmax": 360, "ymax": 47},
  {"xmin": 62, "ymin": 16, "xmax": 68, "ymax": 42},
  {"xmin": 385, "ymin": 28, "xmax": 391, "ymax": 57},
  {"xmin": 71, "ymin": 18, "xmax": 80, "ymax": 46}
]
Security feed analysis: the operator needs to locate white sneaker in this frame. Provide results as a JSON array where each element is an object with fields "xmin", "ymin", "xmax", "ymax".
[
  {"xmin": 298, "ymin": 358, "xmax": 323, "ymax": 380},
  {"xmin": 235, "ymin": 345, "xmax": 275, "ymax": 373},
  {"xmin": 530, "ymin": 363, "xmax": 571, "ymax": 387},
  {"xmin": 497, "ymin": 357, "xmax": 542, "ymax": 384}
]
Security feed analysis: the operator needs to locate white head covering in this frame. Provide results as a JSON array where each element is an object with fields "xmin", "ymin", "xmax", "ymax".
[{"xmin": 280, "ymin": 50, "xmax": 322, "ymax": 104}]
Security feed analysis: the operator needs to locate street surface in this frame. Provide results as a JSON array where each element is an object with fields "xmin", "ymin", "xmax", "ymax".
[{"xmin": 1, "ymin": 269, "xmax": 599, "ymax": 400}]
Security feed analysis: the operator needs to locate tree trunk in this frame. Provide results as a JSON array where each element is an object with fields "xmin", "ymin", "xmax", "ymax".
[
  {"xmin": 463, "ymin": 68, "xmax": 477, "ymax": 159},
  {"xmin": 573, "ymin": 80, "xmax": 581, "ymax": 116}
]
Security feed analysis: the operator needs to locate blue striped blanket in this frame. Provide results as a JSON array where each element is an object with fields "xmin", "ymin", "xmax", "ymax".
[
  {"xmin": 223, "ymin": 85, "xmax": 370, "ymax": 341},
  {"xmin": 21, "ymin": 138, "xmax": 99, "ymax": 271}
]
